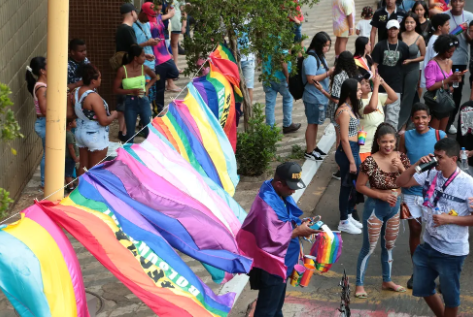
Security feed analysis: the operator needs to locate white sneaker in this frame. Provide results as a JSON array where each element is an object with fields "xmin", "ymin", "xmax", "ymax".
[
  {"xmin": 448, "ymin": 125, "xmax": 457, "ymax": 134},
  {"xmin": 338, "ymin": 220, "xmax": 362, "ymax": 234},
  {"xmin": 348, "ymin": 214, "xmax": 363, "ymax": 229}
]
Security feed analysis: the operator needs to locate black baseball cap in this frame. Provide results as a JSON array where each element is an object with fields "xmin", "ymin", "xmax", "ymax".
[
  {"xmin": 355, "ymin": 71, "xmax": 370, "ymax": 82},
  {"xmin": 275, "ymin": 162, "xmax": 306, "ymax": 190},
  {"xmin": 120, "ymin": 3, "xmax": 136, "ymax": 14}
]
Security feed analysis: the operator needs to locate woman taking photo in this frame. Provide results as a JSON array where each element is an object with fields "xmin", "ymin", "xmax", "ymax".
[
  {"xmin": 26, "ymin": 56, "xmax": 47, "ymax": 188},
  {"xmin": 74, "ymin": 64, "xmax": 117, "ymax": 175},
  {"xmin": 113, "ymin": 44, "xmax": 158, "ymax": 142},
  {"xmin": 355, "ymin": 123, "xmax": 410, "ymax": 299},
  {"xmin": 399, "ymin": 12, "xmax": 426, "ymax": 133},
  {"xmin": 334, "ymin": 78, "xmax": 364, "ymax": 234},
  {"xmin": 302, "ymin": 31, "xmax": 334, "ymax": 161},
  {"xmin": 424, "ymin": 34, "xmax": 463, "ymax": 132},
  {"xmin": 353, "ymin": 36, "xmax": 376, "ymax": 79}
]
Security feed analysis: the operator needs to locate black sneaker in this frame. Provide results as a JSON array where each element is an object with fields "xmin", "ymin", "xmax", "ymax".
[
  {"xmin": 282, "ymin": 123, "xmax": 301, "ymax": 134},
  {"xmin": 332, "ymin": 170, "xmax": 341, "ymax": 180},
  {"xmin": 118, "ymin": 133, "xmax": 128, "ymax": 143},
  {"xmin": 304, "ymin": 151, "xmax": 323, "ymax": 161},
  {"xmin": 314, "ymin": 147, "xmax": 327, "ymax": 157},
  {"xmin": 407, "ymin": 275, "xmax": 413, "ymax": 289}
]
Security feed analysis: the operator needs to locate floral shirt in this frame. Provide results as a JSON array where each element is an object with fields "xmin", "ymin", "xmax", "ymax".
[
  {"xmin": 361, "ymin": 153, "xmax": 410, "ymax": 190},
  {"xmin": 67, "ymin": 57, "xmax": 90, "ymax": 85}
]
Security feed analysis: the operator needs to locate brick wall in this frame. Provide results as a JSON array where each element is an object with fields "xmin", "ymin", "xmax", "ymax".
[
  {"xmin": 0, "ymin": 0, "xmax": 48, "ymax": 202},
  {"xmin": 69, "ymin": 0, "xmax": 144, "ymax": 108}
]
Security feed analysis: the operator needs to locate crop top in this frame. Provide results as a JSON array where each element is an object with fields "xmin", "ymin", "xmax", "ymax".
[
  {"xmin": 361, "ymin": 153, "xmax": 411, "ymax": 190},
  {"xmin": 334, "ymin": 108, "xmax": 359, "ymax": 137}
]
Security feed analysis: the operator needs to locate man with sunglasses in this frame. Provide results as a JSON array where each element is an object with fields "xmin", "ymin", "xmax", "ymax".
[
  {"xmin": 397, "ymin": 138, "xmax": 473, "ymax": 317},
  {"xmin": 237, "ymin": 162, "xmax": 319, "ymax": 317},
  {"xmin": 445, "ymin": 0, "xmax": 473, "ymax": 135}
]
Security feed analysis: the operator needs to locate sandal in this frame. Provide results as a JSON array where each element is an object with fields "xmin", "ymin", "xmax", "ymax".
[
  {"xmin": 354, "ymin": 292, "xmax": 368, "ymax": 299},
  {"xmin": 382, "ymin": 285, "xmax": 406, "ymax": 293}
]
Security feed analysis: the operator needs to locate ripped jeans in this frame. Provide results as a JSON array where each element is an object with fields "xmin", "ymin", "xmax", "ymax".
[{"xmin": 356, "ymin": 196, "xmax": 401, "ymax": 286}]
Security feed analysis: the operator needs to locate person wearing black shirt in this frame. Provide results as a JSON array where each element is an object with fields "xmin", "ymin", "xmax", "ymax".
[
  {"xmin": 372, "ymin": 19, "xmax": 409, "ymax": 130},
  {"xmin": 371, "ymin": 0, "xmax": 407, "ymax": 47}
]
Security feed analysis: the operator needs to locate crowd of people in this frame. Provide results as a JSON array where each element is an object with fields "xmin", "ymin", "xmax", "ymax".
[{"xmin": 22, "ymin": 0, "xmax": 473, "ymax": 316}]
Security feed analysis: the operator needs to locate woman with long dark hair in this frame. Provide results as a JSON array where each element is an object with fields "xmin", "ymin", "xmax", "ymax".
[
  {"xmin": 25, "ymin": 57, "xmax": 47, "ymax": 188},
  {"xmin": 398, "ymin": 12, "xmax": 426, "ymax": 133},
  {"xmin": 413, "ymin": 1, "xmax": 433, "ymax": 97},
  {"xmin": 354, "ymin": 123, "xmax": 410, "ymax": 298},
  {"xmin": 113, "ymin": 44, "xmax": 157, "ymax": 142},
  {"xmin": 75, "ymin": 64, "xmax": 117, "ymax": 175},
  {"xmin": 353, "ymin": 36, "xmax": 375, "ymax": 79},
  {"xmin": 334, "ymin": 78, "xmax": 364, "ymax": 234},
  {"xmin": 302, "ymin": 32, "xmax": 334, "ymax": 161}
]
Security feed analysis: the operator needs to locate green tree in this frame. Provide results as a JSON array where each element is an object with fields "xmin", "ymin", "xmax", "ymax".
[
  {"xmin": 0, "ymin": 83, "xmax": 24, "ymax": 217},
  {"xmin": 182, "ymin": 0, "xmax": 319, "ymax": 130}
]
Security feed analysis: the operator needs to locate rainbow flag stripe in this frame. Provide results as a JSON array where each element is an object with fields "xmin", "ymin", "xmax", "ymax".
[{"xmin": 0, "ymin": 204, "xmax": 89, "ymax": 317}]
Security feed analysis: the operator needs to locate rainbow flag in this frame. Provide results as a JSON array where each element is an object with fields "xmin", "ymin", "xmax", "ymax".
[
  {"xmin": 153, "ymin": 83, "xmax": 238, "ymax": 196},
  {"xmin": 209, "ymin": 43, "xmax": 241, "ymax": 92},
  {"xmin": 309, "ymin": 232, "xmax": 343, "ymax": 273},
  {"xmin": 451, "ymin": 24, "xmax": 467, "ymax": 36},
  {"xmin": 0, "ymin": 204, "xmax": 89, "ymax": 317},
  {"xmin": 194, "ymin": 64, "xmax": 237, "ymax": 151},
  {"xmin": 42, "ymin": 180, "xmax": 237, "ymax": 317}
]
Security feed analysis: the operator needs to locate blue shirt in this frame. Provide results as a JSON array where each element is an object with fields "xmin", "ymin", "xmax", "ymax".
[
  {"xmin": 263, "ymin": 49, "xmax": 292, "ymax": 83},
  {"xmin": 302, "ymin": 51, "xmax": 329, "ymax": 105},
  {"xmin": 400, "ymin": 0, "xmax": 415, "ymax": 12},
  {"xmin": 402, "ymin": 128, "xmax": 446, "ymax": 196},
  {"xmin": 133, "ymin": 21, "xmax": 155, "ymax": 72}
]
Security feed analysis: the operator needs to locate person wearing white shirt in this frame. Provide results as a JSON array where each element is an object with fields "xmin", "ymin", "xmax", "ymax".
[{"xmin": 356, "ymin": 6, "xmax": 374, "ymax": 38}]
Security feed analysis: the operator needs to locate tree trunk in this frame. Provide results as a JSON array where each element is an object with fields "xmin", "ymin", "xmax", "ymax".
[{"xmin": 228, "ymin": 32, "xmax": 252, "ymax": 132}]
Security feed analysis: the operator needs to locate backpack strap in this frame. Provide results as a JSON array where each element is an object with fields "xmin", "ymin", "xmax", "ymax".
[{"xmin": 435, "ymin": 129, "xmax": 440, "ymax": 141}]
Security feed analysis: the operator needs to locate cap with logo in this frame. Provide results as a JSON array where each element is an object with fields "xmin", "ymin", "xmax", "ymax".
[
  {"xmin": 120, "ymin": 3, "xmax": 136, "ymax": 15},
  {"xmin": 275, "ymin": 162, "xmax": 306, "ymax": 190},
  {"xmin": 386, "ymin": 19, "xmax": 400, "ymax": 30}
]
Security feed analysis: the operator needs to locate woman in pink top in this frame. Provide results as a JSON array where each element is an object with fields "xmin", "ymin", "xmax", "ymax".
[
  {"xmin": 25, "ymin": 56, "xmax": 47, "ymax": 188},
  {"xmin": 424, "ymin": 34, "xmax": 464, "ymax": 132}
]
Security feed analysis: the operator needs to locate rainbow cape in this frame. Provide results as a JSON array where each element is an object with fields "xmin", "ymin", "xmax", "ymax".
[
  {"xmin": 236, "ymin": 181, "xmax": 302, "ymax": 280},
  {"xmin": 41, "ymin": 180, "xmax": 236, "ymax": 317},
  {"xmin": 309, "ymin": 232, "xmax": 343, "ymax": 273},
  {"xmin": 0, "ymin": 204, "xmax": 89, "ymax": 317},
  {"xmin": 153, "ymin": 82, "xmax": 238, "ymax": 195}
]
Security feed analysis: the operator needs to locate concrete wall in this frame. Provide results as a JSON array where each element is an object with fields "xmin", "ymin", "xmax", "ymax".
[{"xmin": 0, "ymin": 0, "xmax": 48, "ymax": 201}]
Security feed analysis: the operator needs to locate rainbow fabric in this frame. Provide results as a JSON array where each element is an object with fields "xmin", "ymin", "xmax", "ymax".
[
  {"xmin": 451, "ymin": 24, "xmax": 467, "ymax": 36},
  {"xmin": 0, "ymin": 204, "xmax": 89, "ymax": 317},
  {"xmin": 309, "ymin": 232, "xmax": 343, "ymax": 273},
  {"xmin": 153, "ymin": 82, "xmax": 239, "ymax": 196}
]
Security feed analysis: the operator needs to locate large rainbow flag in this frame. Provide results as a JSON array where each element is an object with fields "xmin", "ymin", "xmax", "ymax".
[{"xmin": 0, "ymin": 204, "xmax": 89, "ymax": 317}]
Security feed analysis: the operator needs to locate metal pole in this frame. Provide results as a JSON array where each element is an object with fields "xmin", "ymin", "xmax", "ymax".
[{"xmin": 44, "ymin": 0, "xmax": 69, "ymax": 201}]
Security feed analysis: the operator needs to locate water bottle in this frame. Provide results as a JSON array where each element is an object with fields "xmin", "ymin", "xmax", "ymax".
[
  {"xmin": 460, "ymin": 147, "xmax": 469, "ymax": 171},
  {"xmin": 453, "ymin": 69, "xmax": 460, "ymax": 88}
]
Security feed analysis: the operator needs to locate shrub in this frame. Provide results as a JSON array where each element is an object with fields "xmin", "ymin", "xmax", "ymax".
[{"xmin": 236, "ymin": 103, "xmax": 282, "ymax": 176}]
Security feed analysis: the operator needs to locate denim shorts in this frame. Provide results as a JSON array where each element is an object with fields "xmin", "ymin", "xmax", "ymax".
[
  {"xmin": 75, "ymin": 121, "xmax": 110, "ymax": 152},
  {"xmin": 413, "ymin": 243, "xmax": 466, "ymax": 308},
  {"xmin": 241, "ymin": 60, "xmax": 255, "ymax": 89},
  {"xmin": 402, "ymin": 194, "xmax": 424, "ymax": 219},
  {"xmin": 303, "ymin": 100, "xmax": 326, "ymax": 125},
  {"xmin": 65, "ymin": 157, "xmax": 76, "ymax": 178}
]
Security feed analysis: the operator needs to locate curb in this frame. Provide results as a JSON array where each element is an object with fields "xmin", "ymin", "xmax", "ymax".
[{"xmin": 218, "ymin": 123, "xmax": 337, "ymax": 303}]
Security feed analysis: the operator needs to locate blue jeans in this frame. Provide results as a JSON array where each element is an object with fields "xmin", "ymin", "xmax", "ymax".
[
  {"xmin": 124, "ymin": 96, "xmax": 151, "ymax": 143},
  {"xmin": 413, "ymin": 243, "xmax": 466, "ymax": 307},
  {"xmin": 334, "ymin": 142, "xmax": 361, "ymax": 220},
  {"xmin": 35, "ymin": 117, "xmax": 46, "ymax": 187},
  {"xmin": 264, "ymin": 81, "xmax": 293, "ymax": 128},
  {"xmin": 356, "ymin": 196, "xmax": 401, "ymax": 286}
]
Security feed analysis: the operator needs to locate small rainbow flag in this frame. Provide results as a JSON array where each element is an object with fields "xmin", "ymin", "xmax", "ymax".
[
  {"xmin": 309, "ymin": 232, "xmax": 343, "ymax": 273},
  {"xmin": 451, "ymin": 24, "xmax": 467, "ymax": 36}
]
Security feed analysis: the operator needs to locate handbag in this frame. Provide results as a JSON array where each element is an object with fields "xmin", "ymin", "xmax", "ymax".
[
  {"xmin": 109, "ymin": 51, "xmax": 127, "ymax": 72},
  {"xmin": 423, "ymin": 60, "xmax": 456, "ymax": 118}
]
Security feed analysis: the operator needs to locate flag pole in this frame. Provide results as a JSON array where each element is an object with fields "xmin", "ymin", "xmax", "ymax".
[{"xmin": 44, "ymin": 0, "xmax": 69, "ymax": 201}]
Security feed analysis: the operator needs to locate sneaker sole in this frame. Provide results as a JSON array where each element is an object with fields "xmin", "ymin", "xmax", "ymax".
[{"xmin": 338, "ymin": 226, "xmax": 362, "ymax": 234}]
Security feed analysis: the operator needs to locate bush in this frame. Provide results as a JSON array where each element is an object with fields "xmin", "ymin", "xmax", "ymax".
[{"xmin": 236, "ymin": 103, "xmax": 282, "ymax": 176}]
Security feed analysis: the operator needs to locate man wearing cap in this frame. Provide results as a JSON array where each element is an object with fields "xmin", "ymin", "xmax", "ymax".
[
  {"xmin": 237, "ymin": 162, "xmax": 319, "ymax": 317},
  {"xmin": 371, "ymin": 19, "xmax": 409, "ymax": 129}
]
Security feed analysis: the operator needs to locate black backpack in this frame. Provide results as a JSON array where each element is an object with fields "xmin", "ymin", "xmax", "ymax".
[{"xmin": 289, "ymin": 51, "xmax": 319, "ymax": 101}]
